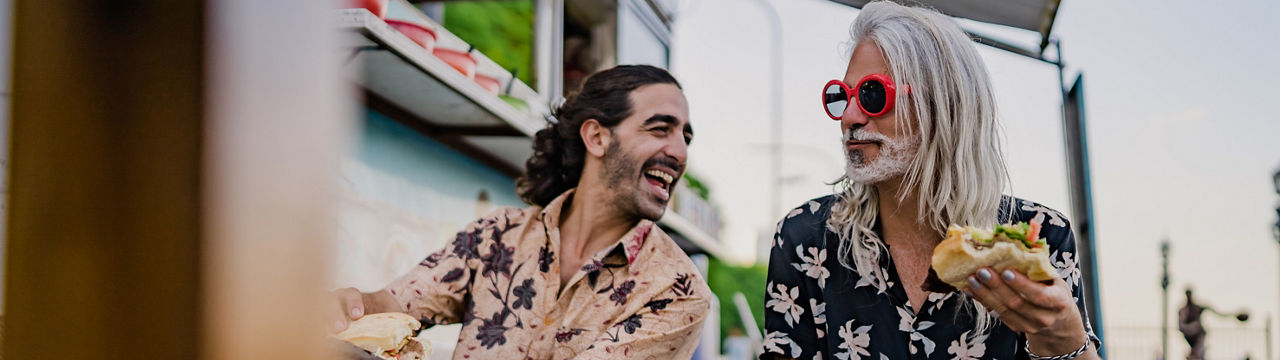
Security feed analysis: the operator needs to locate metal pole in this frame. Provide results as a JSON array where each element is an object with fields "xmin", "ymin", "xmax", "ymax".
[
  {"xmin": 1272, "ymin": 168, "xmax": 1280, "ymax": 360},
  {"xmin": 1056, "ymin": 39, "xmax": 1105, "ymax": 354},
  {"xmin": 1161, "ymin": 240, "xmax": 1170, "ymax": 360},
  {"xmin": 533, "ymin": 0, "xmax": 564, "ymax": 104},
  {"xmin": 734, "ymin": 292, "xmax": 763, "ymax": 357},
  {"xmin": 1273, "ymin": 193, "xmax": 1280, "ymax": 360},
  {"xmin": 742, "ymin": 0, "xmax": 783, "ymax": 220},
  {"xmin": 1267, "ymin": 315, "xmax": 1272, "ymax": 360}
]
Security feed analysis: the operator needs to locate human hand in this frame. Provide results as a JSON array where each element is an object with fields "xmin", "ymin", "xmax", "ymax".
[
  {"xmin": 328, "ymin": 287, "xmax": 367, "ymax": 333},
  {"xmin": 965, "ymin": 267, "xmax": 1090, "ymax": 356}
]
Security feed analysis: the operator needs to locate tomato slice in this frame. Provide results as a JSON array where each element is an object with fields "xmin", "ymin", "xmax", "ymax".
[{"xmin": 1027, "ymin": 221, "xmax": 1042, "ymax": 245}]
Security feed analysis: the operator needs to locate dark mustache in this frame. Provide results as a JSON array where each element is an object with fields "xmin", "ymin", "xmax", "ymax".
[{"xmin": 642, "ymin": 155, "xmax": 683, "ymax": 175}]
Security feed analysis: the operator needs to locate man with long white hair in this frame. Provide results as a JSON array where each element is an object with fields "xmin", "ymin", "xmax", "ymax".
[{"xmin": 761, "ymin": 2, "xmax": 1100, "ymax": 359}]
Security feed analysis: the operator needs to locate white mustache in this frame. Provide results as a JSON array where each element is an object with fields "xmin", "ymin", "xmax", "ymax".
[{"xmin": 842, "ymin": 128, "xmax": 890, "ymax": 143}]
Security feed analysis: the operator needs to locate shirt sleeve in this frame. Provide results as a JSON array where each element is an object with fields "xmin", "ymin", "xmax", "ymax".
[
  {"xmin": 760, "ymin": 215, "xmax": 824, "ymax": 360},
  {"xmin": 382, "ymin": 217, "xmax": 488, "ymax": 327},
  {"xmin": 1036, "ymin": 215, "xmax": 1102, "ymax": 351},
  {"xmin": 573, "ymin": 275, "xmax": 711, "ymax": 359}
]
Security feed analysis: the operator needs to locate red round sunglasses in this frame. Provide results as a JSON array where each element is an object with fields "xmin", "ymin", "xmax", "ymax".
[{"xmin": 821, "ymin": 74, "xmax": 909, "ymax": 119}]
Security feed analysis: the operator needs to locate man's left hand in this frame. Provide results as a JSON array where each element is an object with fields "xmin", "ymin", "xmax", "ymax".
[{"xmin": 965, "ymin": 267, "xmax": 1090, "ymax": 356}]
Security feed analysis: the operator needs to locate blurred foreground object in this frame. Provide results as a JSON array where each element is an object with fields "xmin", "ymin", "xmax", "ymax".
[{"xmin": 3, "ymin": 0, "xmax": 350, "ymax": 359}]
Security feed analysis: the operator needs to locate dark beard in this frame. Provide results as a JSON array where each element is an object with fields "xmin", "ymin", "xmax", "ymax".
[
  {"xmin": 847, "ymin": 148, "xmax": 865, "ymax": 165},
  {"xmin": 601, "ymin": 140, "xmax": 648, "ymax": 220}
]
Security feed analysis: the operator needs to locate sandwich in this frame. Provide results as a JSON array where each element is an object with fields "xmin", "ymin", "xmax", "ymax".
[
  {"xmin": 334, "ymin": 312, "xmax": 432, "ymax": 360},
  {"xmin": 929, "ymin": 222, "xmax": 1056, "ymax": 292}
]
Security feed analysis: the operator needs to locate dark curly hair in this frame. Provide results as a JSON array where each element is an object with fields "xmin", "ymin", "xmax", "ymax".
[{"xmin": 517, "ymin": 65, "xmax": 681, "ymax": 207}]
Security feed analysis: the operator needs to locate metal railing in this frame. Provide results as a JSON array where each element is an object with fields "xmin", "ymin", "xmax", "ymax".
[{"xmin": 1107, "ymin": 325, "xmax": 1271, "ymax": 360}]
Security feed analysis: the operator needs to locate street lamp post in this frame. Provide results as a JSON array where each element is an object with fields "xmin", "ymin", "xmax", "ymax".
[
  {"xmin": 1161, "ymin": 240, "xmax": 1170, "ymax": 360},
  {"xmin": 1273, "ymin": 167, "xmax": 1279, "ymax": 360}
]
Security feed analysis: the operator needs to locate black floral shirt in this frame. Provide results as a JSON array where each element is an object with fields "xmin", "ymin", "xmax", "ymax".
[
  {"xmin": 385, "ymin": 189, "xmax": 711, "ymax": 359},
  {"xmin": 761, "ymin": 195, "xmax": 1100, "ymax": 360}
]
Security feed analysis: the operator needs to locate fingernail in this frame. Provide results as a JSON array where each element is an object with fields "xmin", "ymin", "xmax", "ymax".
[
  {"xmin": 334, "ymin": 320, "xmax": 345, "ymax": 331},
  {"xmin": 1002, "ymin": 270, "xmax": 1015, "ymax": 282},
  {"xmin": 968, "ymin": 276, "xmax": 981, "ymax": 290},
  {"xmin": 350, "ymin": 307, "xmax": 363, "ymax": 318},
  {"xmin": 977, "ymin": 269, "xmax": 992, "ymax": 282}
]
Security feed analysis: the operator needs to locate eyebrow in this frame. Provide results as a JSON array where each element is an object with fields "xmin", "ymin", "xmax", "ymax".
[{"xmin": 644, "ymin": 114, "xmax": 694, "ymax": 141}]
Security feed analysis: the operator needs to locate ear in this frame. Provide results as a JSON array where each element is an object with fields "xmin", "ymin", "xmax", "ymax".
[{"xmin": 580, "ymin": 119, "xmax": 613, "ymax": 158}]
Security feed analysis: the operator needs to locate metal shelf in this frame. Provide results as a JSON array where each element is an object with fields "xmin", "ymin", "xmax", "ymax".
[{"xmin": 336, "ymin": 8, "xmax": 545, "ymax": 174}]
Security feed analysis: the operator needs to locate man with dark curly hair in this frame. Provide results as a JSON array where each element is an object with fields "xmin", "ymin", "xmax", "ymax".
[{"xmin": 329, "ymin": 65, "xmax": 711, "ymax": 359}]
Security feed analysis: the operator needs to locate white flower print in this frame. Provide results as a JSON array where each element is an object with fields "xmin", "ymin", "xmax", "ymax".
[
  {"xmin": 1052, "ymin": 250, "xmax": 1081, "ymax": 288},
  {"xmin": 925, "ymin": 292, "xmax": 950, "ymax": 315},
  {"xmin": 762, "ymin": 331, "xmax": 802, "ymax": 358},
  {"xmin": 808, "ymin": 200, "xmax": 821, "ymax": 213},
  {"xmin": 946, "ymin": 330, "xmax": 989, "ymax": 360},
  {"xmin": 1021, "ymin": 200, "xmax": 1067, "ymax": 227},
  {"xmin": 897, "ymin": 306, "xmax": 937, "ymax": 356},
  {"xmin": 793, "ymin": 245, "xmax": 830, "ymax": 288},
  {"xmin": 766, "ymin": 282, "xmax": 805, "ymax": 327},
  {"xmin": 853, "ymin": 241, "xmax": 892, "ymax": 293},
  {"xmin": 811, "ymin": 298, "xmax": 827, "ymax": 339},
  {"xmin": 835, "ymin": 320, "xmax": 872, "ymax": 360}
]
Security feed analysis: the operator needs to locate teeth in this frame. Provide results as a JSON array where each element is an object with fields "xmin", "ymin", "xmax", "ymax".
[{"xmin": 645, "ymin": 169, "xmax": 674, "ymax": 186}]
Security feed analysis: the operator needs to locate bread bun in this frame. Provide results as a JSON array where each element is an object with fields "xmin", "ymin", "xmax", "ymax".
[
  {"xmin": 931, "ymin": 224, "xmax": 1056, "ymax": 290},
  {"xmin": 336, "ymin": 312, "xmax": 423, "ymax": 359}
]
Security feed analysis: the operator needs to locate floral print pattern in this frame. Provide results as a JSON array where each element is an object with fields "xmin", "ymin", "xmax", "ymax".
[
  {"xmin": 384, "ymin": 189, "xmax": 710, "ymax": 359},
  {"xmin": 767, "ymin": 282, "xmax": 805, "ymax": 328},
  {"xmin": 835, "ymin": 320, "xmax": 872, "ymax": 360},
  {"xmin": 760, "ymin": 195, "xmax": 1101, "ymax": 360}
]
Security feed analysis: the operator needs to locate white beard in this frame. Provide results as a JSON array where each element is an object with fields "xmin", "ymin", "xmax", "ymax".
[{"xmin": 843, "ymin": 128, "xmax": 920, "ymax": 184}]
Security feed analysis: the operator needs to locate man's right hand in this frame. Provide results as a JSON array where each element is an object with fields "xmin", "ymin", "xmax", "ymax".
[{"xmin": 329, "ymin": 287, "xmax": 367, "ymax": 333}]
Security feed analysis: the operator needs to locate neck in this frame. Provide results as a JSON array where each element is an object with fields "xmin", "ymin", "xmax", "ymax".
[
  {"xmin": 874, "ymin": 177, "xmax": 934, "ymax": 246},
  {"xmin": 559, "ymin": 182, "xmax": 636, "ymax": 260}
]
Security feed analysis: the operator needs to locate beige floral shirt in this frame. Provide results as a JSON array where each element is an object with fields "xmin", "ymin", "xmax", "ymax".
[{"xmin": 385, "ymin": 189, "xmax": 711, "ymax": 359}]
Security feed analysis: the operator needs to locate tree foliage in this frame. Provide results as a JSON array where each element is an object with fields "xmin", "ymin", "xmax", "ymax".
[{"xmin": 443, "ymin": 1, "xmax": 534, "ymax": 85}]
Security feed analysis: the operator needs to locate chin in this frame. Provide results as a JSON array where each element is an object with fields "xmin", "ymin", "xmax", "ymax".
[
  {"xmin": 635, "ymin": 198, "xmax": 668, "ymax": 221},
  {"xmin": 637, "ymin": 205, "xmax": 666, "ymax": 221}
]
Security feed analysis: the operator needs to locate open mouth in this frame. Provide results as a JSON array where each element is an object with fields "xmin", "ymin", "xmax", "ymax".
[{"xmin": 643, "ymin": 168, "xmax": 676, "ymax": 201}]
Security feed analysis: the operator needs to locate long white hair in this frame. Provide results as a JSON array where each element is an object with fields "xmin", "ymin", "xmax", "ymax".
[{"xmin": 826, "ymin": 0, "xmax": 1011, "ymax": 335}]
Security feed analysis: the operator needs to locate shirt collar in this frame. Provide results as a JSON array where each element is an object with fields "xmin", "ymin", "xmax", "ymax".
[{"xmin": 539, "ymin": 188, "xmax": 654, "ymax": 265}]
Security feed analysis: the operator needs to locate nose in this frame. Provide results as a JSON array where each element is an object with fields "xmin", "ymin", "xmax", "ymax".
[
  {"xmin": 840, "ymin": 100, "xmax": 869, "ymax": 131},
  {"xmin": 664, "ymin": 136, "xmax": 688, "ymax": 169}
]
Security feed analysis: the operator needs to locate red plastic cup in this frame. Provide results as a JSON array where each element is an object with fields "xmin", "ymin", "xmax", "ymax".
[
  {"xmin": 384, "ymin": 19, "xmax": 437, "ymax": 52},
  {"xmin": 349, "ymin": 0, "xmax": 387, "ymax": 19},
  {"xmin": 432, "ymin": 48, "xmax": 477, "ymax": 79},
  {"xmin": 474, "ymin": 74, "xmax": 501, "ymax": 95}
]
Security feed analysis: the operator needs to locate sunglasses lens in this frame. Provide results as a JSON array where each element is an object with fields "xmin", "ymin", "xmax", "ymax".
[
  {"xmin": 858, "ymin": 80, "xmax": 887, "ymax": 114},
  {"xmin": 823, "ymin": 83, "xmax": 848, "ymax": 117}
]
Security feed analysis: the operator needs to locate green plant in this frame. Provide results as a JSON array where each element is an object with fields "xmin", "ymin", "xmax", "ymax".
[
  {"xmin": 706, "ymin": 257, "xmax": 767, "ymax": 349},
  {"xmin": 682, "ymin": 173, "xmax": 711, "ymax": 200},
  {"xmin": 443, "ymin": 1, "xmax": 534, "ymax": 85}
]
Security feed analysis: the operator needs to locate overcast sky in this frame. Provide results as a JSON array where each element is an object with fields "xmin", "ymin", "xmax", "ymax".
[{"xmin": 671, "ymin": 0, "xmax": 1280, "ymax": 357}]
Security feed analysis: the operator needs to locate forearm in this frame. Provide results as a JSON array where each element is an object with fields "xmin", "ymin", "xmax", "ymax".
[{"xmin": 361, "ymin": 288, "xmax": 401, "ymax": 314}]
